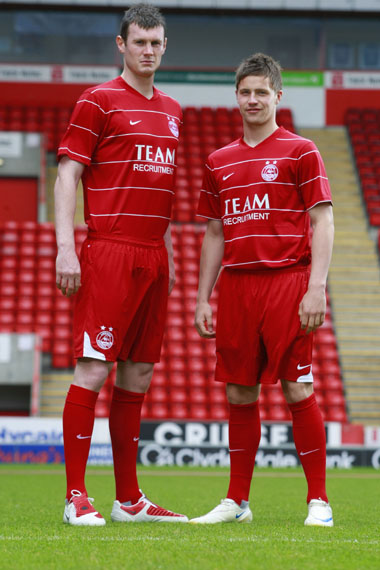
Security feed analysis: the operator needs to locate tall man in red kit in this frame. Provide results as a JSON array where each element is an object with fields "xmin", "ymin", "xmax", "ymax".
[
  {"xmin": 55, "ymin": 3, "xmax": 188, "ymax": 525},
  {"xmin": 190, "ymin": 53, "xmax": 334, "ymax": 526}
]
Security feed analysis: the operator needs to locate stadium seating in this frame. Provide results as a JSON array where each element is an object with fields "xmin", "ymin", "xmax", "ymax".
[
  {"xmin": 0, "ymin": 105, "xmax": 72, "ymax": 152},
  {"xmin": 0, "ymin": 221, "xmax": 347, "ymax": 423},
  {"xmin": 0, "ymin": 106, "xmax": 347, "ymax": 422},
  {"xmin": 345, "ymin": 107, "xmax": 380, "ymax": 226}
]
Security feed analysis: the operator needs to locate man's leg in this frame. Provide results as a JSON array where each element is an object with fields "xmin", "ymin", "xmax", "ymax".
[
  {"xmin": 282, "ymin": 380, "xmax": 333, "ymax": 526},
  {"xmin": 226, "ymin": 384, "xmax": 261, "ymax": 506},
  {"xmin": 109, "ymin": 360, "xmax": 188, "ymax": 523},
  {"xmin": 109, "ymin": 360, "xmax": 152, "ymax": 505},
  {"xmin": 63, "ymin": 358, "xmax": 112, "ymax": 525},
  {"xmin": 190, "ymin": 383, "xmax": 260, "ymax": 524}
]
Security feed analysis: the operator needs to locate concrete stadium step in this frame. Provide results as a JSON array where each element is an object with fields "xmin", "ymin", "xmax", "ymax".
[
  {"xmin": 331, "ymin": 254, "xmax": 379, "ymax": 264},
  {"xmin": 346, "ymin": 393, "xmax": 380, "ymax": 402},
  {"xmin": 40, "ymin": 387, "xmax": 69, "ymax": 397},
  {"xmin": 339, "ymin": 331, "xmax": 380, "ymax": 346},
  {"xmin": 331, "ymin": 292, "xmax": 380, "ymax": 304},
  {"xmin": 39, "ymin": 406, "xmax": 63, "ymax": 417},
  {"xmin": 299, "ymin": 127, "xmax": 380, "ymax": 425},
  {"xmin": 338, "ymin": 343, "xmax": 380, "ymax": 352},
  {"xmin": 349, "ymin": 410, "xmax": 380, "ymax": 417},
  {"xmin": 341, "ymin": 362, "xmax": 380, "ymax": 374},
  {"xmin": 345, "ymin": 380, "xmax": 380, "ymax": 388},
  {"xmin": 39, "ymin": 372, "xmax": 72, "ymax": 416}
]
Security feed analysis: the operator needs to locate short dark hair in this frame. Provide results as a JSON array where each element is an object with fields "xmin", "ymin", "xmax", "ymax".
[
  {"xmin": 120, "ymin": 3, "xmax": 166, "ymax": 41},
  {"xmin": 235, "ymin": 53, "xmax": 282, "ymax": 92}
]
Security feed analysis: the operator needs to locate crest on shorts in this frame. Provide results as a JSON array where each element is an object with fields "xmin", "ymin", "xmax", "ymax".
[
  {"xmin": 96, "ymin": 326, "xmax": 114, "ymax": 350},
  {"xmin": 168, "ymin": 116, "xmax": 179, "ymax": 137},
  {"xmin": 261, "ymin": 161, "xmax": 279, "ymax": 182}
]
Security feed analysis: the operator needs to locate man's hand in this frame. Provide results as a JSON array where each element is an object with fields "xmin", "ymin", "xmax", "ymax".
[
  {"xmin": 194, "ymin": 300, "xmax": 215, "ymax": 338},
  {"xmin": 298, "ymin": 285, "xmax": 326, "ymax": 334},
  {"xmin": 56, "ymin": 248, "xmax": 81, "ymax": 297}
]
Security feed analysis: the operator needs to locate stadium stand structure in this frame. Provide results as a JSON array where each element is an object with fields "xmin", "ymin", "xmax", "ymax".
[
  {"xmin": 0, "ymin": 105, "xmax": 70, "ymax": 154},
  {"xmin": 301, "ymin": 122, "xmax": 380, "ymax": 426},
  {"xmin": 346, "ymin": 108, "xmax": 380, "ymax": 228},
  {"xmin": 0, "ymin": 107, "xmax": 348, "ymax": 423}
]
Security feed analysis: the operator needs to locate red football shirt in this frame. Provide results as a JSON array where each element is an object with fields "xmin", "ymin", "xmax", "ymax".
[
  {"xmin": 58, "ymin": 76, "xmax": 182, "ymax": 242},
  {"xmin": 197, "ymin": 127, "xmax": 332, "ymax": 270}
]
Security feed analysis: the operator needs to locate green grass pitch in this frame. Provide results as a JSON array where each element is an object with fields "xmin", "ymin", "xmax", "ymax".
[{"xmin": 0, "ymin": 465, "xmax": 379, "ymax": 570}]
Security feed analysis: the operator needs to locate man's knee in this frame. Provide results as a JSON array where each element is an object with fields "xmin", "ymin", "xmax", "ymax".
[
  {"xmin": 73, "ymin": 358, "xmax": 113, "ymax": 392},
  {"xmin": 116, "ymin": 360, "xmax": 154, "ymax": 393},
  {"xmin": 226, "ymin": 383, "xmax": 260, "ymax": 405},
  {"xmin": 281, "ymin": 379, "xmax": 314, "ymax": 404}
]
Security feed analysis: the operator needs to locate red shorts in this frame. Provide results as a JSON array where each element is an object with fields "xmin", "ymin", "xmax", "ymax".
[
  {"xmin": 73, "ymin": 236, "xmax": 169, "ymax": 363},
  {"xmin": 215, "ymin": 267, "xmax": 314, "ymax": 386}
]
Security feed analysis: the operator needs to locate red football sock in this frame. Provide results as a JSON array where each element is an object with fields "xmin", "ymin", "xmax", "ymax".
[
  {"xmin": 63, "ymin": 384, "xmax": 99, "ymax": 499},
  {"xmin": 226, "ymin": 401, "xmax": 261, "ymax": 505},
  {"xmin": 288, "ymin": 393, "xmax": 328, "ymax": 503},
  {"xmin": 109, "ymin": 386, "xmax": 145, "ymax": 504}
]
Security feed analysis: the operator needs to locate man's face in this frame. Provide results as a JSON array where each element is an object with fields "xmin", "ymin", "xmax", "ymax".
[
  {"xmin": 236, "ymin": 75, "xmax": 282, "ymax": 127},
  {"xmin": 117, "ymin": 23, "xmax": 167, "ymax": 77}
]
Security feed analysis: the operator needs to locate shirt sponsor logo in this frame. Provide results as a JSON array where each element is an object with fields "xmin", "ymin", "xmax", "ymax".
[
  {"xmin": 223, "ymin": 193, "xmax": 270, "ymax": 226},
  {"xmin": 130, "ymin": 120, "xmax": 142, "ymax": 126},
  {"xmin": 224, "ymin": 194, "xmax": 270, "ymax": 216},
  {"xmin": 261, "ymin": 160, "xmax": 279, "ymax": 182},
  {"xmin": 135, "ymin": 144, "xmax": 176, "ymax": 165},
  {"xmin": 96, "ymin": 326, "xmax": 114, "ymax": 350},
  {"xmin": 133, "ymin": 144, "xmax": 176, "ymax": 175}
]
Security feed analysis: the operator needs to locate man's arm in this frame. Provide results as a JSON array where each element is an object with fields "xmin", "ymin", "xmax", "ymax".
[
  {"xmin": 299, "ymin": 203, "xmax": 334, "ymax": 334},
  {"xmin": 194, "ymin": 219, "xmax": 224, "ymax": 338},
  {"xmin": 163, "ymin": 223, "xmax": 175, "ymax": 295},
  {"xmin": 54, "ymin": 156, "xmax": 84, "ymax": 297}
]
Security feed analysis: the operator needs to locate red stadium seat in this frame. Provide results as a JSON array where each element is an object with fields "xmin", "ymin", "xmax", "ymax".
[
  {"xmin": 170, "ymin": 403, "xmax": 188, "ymax": 419},
  {"xmin": 149, "ymin": 403, "xmax": 169, "ymax": 419},
  {"xmin": 267, "ymin": 404, "xmax": 291, "ymax": 422},
  {"xmin": 189, "ymin": 404, "xmax": 209, "ymax": 420},
  {"xmin": 265, "ymin": 387, "xmax": 285, "ymax": 405},
  {"xmin": 95, "ymin": 401, "xmax": 110, "ymax": 418},
  {"xmin": 51, "ymin": 340, "xmax": 73, "ymax": 368},
  {"xmin": 170, "ymin": 389, "xmax": 187, "ymax": 405},
  {"xmin": 209, "ymin": 404, "xmax": 228, "ymax": 420},
  {"xmin": 325, "ymin": 406, "xmax": 347, "ymax": 423},
  {"xmin": 324, "ymin": 391, "xmax": 346, "ymax": 407},
  {"xmin": 0, "ymin": 311, "xmax": 14, "ymax": 329}
]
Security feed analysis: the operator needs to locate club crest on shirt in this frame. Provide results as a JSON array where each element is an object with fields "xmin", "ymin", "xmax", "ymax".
[
  {"xmin": 168, "ymin": 116, "xmax": 179, "ymax": 137},
  {"xmin": 96, "ymin": 326, "xmax": 114, "ymax": 350},
  {"xmin": 261, "ymin": 160, "xmax": 279, "ymax": 182}
]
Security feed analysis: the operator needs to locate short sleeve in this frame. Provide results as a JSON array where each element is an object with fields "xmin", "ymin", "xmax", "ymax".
[
  {"xmin": 297, "ymin": 142, "xmax": 332, "ymax": 210},
  {"xmin": 197, "ymin": 160, "xmax": 222, "ymax": 220},
  {"xmin": 57, "ymin": 89, "xmax": 105, "ymax": 166}
]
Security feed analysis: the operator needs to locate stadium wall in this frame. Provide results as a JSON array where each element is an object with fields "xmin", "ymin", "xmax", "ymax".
[
  {"xmin": 1, "ymin": 417, "xmax": 380, "ymax": 468},
  {"xmin": 2, "ymin": 65, "xmax": 380, "ymax": 128}
]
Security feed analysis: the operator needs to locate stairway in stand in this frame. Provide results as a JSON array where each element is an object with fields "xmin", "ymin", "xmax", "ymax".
[
  {"xmin": 40, "ymin": 372, "xmax": 71, "ymax": 417},
  {"xmin": 300, "ymin": 127, "xmax": 380, "ymax": 425}
]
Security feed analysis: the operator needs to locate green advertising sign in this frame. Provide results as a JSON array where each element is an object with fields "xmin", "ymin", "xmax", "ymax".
[
  {"xmin": 156, "ymin": 70, "xmax": 235, "ymax": 84},
  {"xmin": 282, "ymin": 71, "xmax": 324, "ymax": 87},
  {"xmin": 156, "ymin": 70, "xmax": 324, "ymax": 87}
]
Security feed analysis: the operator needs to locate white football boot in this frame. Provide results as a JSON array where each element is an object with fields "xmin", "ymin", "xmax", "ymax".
[
  {"xmin": 189, "ymin": 498, "xmax": 252, "ymax": 524},
  {"xmin": 111, "ymin": 491, "xmax": 188, "ymax": 523},
  {"xmin": 63, "ymin": 490, "xmax": 106, "ymax": 526},
  {"xmin": 304, "ymin": 499, "xmax": 334, "ymax": 527}
]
